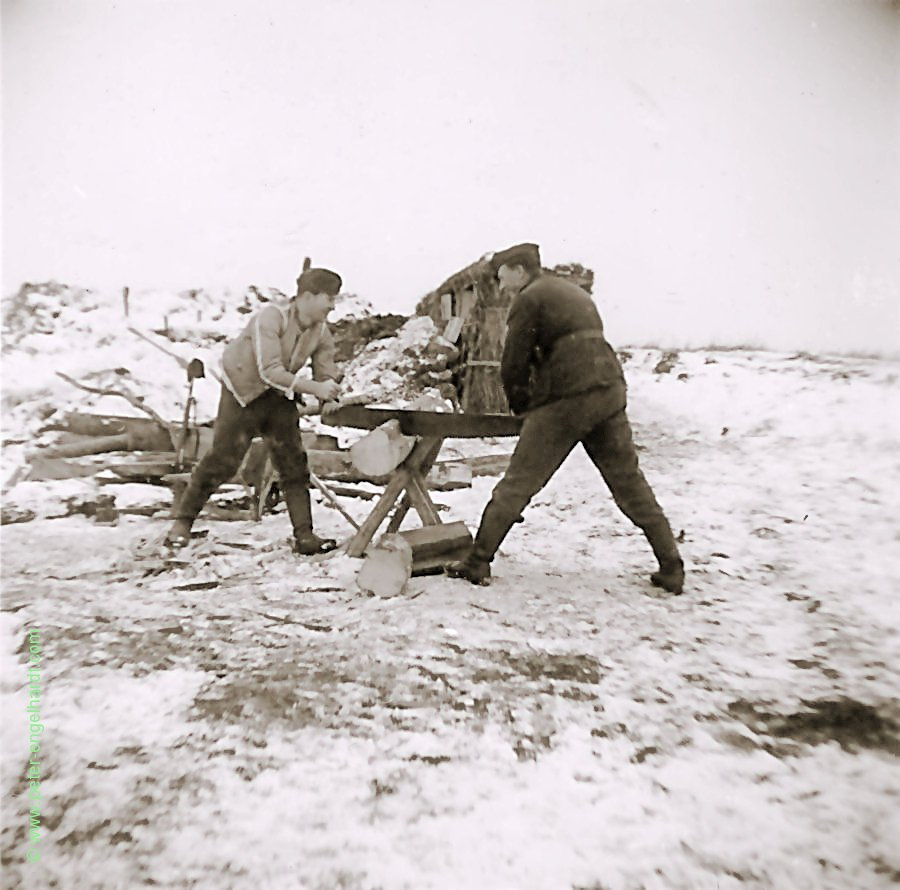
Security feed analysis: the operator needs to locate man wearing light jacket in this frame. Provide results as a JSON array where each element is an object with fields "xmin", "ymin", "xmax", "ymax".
[
  {"xmin": 448, "ymin": 242, "xmax": 684, "ymax": 593},
  {"xmin": 165, "ymin": 266, "xmax": 344, "ymax": 555}
]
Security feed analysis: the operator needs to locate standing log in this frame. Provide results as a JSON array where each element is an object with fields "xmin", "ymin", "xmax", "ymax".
[
  {"xmin": 350, "ymin": 420, "xmax": 416, "ymax": 477},
  {"xmin": 356, "ymin": 521, "xmax": 473, "ymax": 595},
  {"xmin": 357, "ymin": 533, "xmax": 413, "ymax": 597}
]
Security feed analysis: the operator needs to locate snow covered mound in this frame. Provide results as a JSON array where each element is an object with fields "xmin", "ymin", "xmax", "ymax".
[{"xmin": 0, "ymin": 281, "xmax": 377, "ymax": 449}]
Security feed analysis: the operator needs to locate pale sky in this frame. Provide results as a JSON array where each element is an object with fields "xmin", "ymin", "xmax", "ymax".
[{"xmin": 3, "ymin": 0, "xmax": 899, "ymax": 354}]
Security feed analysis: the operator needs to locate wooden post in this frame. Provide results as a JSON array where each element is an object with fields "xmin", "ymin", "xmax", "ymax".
[{"xmin": 122, "ymin": 286, "xmax": 130, "ymax": 317}]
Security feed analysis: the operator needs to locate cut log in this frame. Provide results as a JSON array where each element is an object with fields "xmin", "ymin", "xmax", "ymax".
[
  {"xmin": 357, "ymin": 522, "xmax": 472, "ymax": 587},
  {"xmin": 105, "ymin": 454, "xmax": 180, "ymax": 481},
  {"xmin": 399, "ymin": 520, "xmax": 473, "ymax": 562},
  {"xmin": 357, "ymin": 533, "xmax": 413, "ymax": 598},
  {"xmin": 425, "ymin": 463, "xmax": 472, "ymax": 491},
  {"xmin": 26, "ymin": 456, "xmax": 109, "ymax": 481},
  {"xmin": 436, "ymin": 452, "xmax": 512, "ymax": 477},
  {"xmin": 41, "ymin": 433, "xmax": 135, "ymax": 459},
  {"xmin": 410, "ymin": 526, "xmax": 471, "ymax": 575},
  {"xmin": 350, "ymin": 420, "xmax": 416, "ymax": 477},
  {"xmin": 42, "ymin": 412, "xmax": 175, "ymax": 440}
]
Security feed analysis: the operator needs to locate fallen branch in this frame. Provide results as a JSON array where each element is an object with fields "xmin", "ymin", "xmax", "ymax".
[{"xmin": 55, "ymin": 372, "xmax": 173, "ymax": 432}]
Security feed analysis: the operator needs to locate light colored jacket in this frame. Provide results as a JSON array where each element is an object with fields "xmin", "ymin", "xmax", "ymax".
[{"xmin": 221, "ymin": 300, "xmax": 340, "ymax": 407}]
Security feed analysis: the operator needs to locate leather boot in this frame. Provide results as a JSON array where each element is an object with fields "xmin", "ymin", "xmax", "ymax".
[
  {"xmin": 644, "ymin": 519, "xmax": 684, "ymax": 594},
  {"xmin": 164, "ymin": 518, "xmax": 193, "ymax": 548},
  {"xmin": 446, "ymin": 554, "xmax": 492, "ymax": 585},
  {"xmin": 651, "ymin": 558, "xmax": 685, "ymax": 594},
  {"xmin": 283, "ymin": 484, "xmax": 337, "ymax": 555},
  {"xmin": 446, "ymin": 501, "xmax": 519, "ymax": 586}
]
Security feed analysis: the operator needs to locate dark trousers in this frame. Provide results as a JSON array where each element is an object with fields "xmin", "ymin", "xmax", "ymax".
[
  {"xmin": 173, "ymin": 387, "xmax": 312, "ymax": 533},
  {"xmin": 473, "ymin": 384, "xmax": 680, "ymax": 565}
]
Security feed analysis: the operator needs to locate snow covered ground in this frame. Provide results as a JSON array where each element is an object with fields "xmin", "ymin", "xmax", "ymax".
[{"xmin": 2, "ymin": 287, "xmax": 899, "ymax": 888}]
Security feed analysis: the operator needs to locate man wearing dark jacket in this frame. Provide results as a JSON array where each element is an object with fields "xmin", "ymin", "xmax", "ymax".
[
  {"xmin": 448, "ymin": 243, "xmax": 684, "ymax": 593},
  {"xmin": 165, "ymin": 266, "xmax": 344, "ymax": 555}
]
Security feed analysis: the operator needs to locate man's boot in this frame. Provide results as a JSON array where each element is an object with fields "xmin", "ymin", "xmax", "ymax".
[
  {"xmin": 644, "ymin": 519, "xmax": 685, "ymax": 594},
  {"xmin": 164, "ymin": 517, "xmax": 193, "ymax": 548},
  {"xmin": 651, "ymin": 559, "xmax": 685, "ymax": 595},
  {"xmin": 446, "ymin": 501, "xmax": 520, "ymax": 586},
  {"xmin": 165, "ymin": 468, "xmax": 224, "ymax": 547},
  {"xmin": 446, "ymin": 553, "xmax": 492, "ymax": 585},
  {"xmin": 283, "ymin": 484, "xmax": 337, "ymax": 555}
]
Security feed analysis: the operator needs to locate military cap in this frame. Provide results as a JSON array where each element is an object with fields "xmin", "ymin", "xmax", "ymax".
[
  {"xmin": 489, "ymin": 242, "xmax": 541, "ymax": 272},
  {"xmin": 296, "ymin": 267, "xmax": 343, "ymax": 296}
]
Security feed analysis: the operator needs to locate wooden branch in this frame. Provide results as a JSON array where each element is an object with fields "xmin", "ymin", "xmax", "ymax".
[
  {"xmin": 55, "ymin": 372, "xmax": 173, "ymax": 432},
  {"xmin": 127, "ymin": 326, "xmax": 224, "ymax": 384}
]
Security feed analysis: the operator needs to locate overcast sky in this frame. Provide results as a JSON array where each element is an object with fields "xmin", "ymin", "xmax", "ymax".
[{"xmin": 3, "ymin": 0, "xmax": 898, "ymax": 354}]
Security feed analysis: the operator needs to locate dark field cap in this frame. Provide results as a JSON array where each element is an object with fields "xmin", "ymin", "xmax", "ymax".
[
  {"xmin": 297, "ymin": 267, "xmax": 343, "ymax": 296},
  {"xmin": 489, "ymin": 242, "xmax": 541, "ymax": 272}
]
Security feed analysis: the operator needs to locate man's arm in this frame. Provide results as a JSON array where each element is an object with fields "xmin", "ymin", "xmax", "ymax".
[
  {"xmin": 311, "ymin": 324, "xmax": 342, "ymax": 383},
  {"xmin": 252, "ymin": 305, "xmax": 297, "ymax": 397},
  {"xmin": 254, "ymin": 308, "xmax": 338, "ymax": 402},
  {"xmin": 501, "ymin": 292, "xmax": 539, "ymax": 415}
]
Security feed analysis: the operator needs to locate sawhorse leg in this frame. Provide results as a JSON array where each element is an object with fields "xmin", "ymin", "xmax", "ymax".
[
  {"xmin": 346, "ymin": 436, "xmax": 444, "ymax": 557},
  {"xmin": 385, "ymin": 437, "xmax": 444, "ymax": 533}
]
